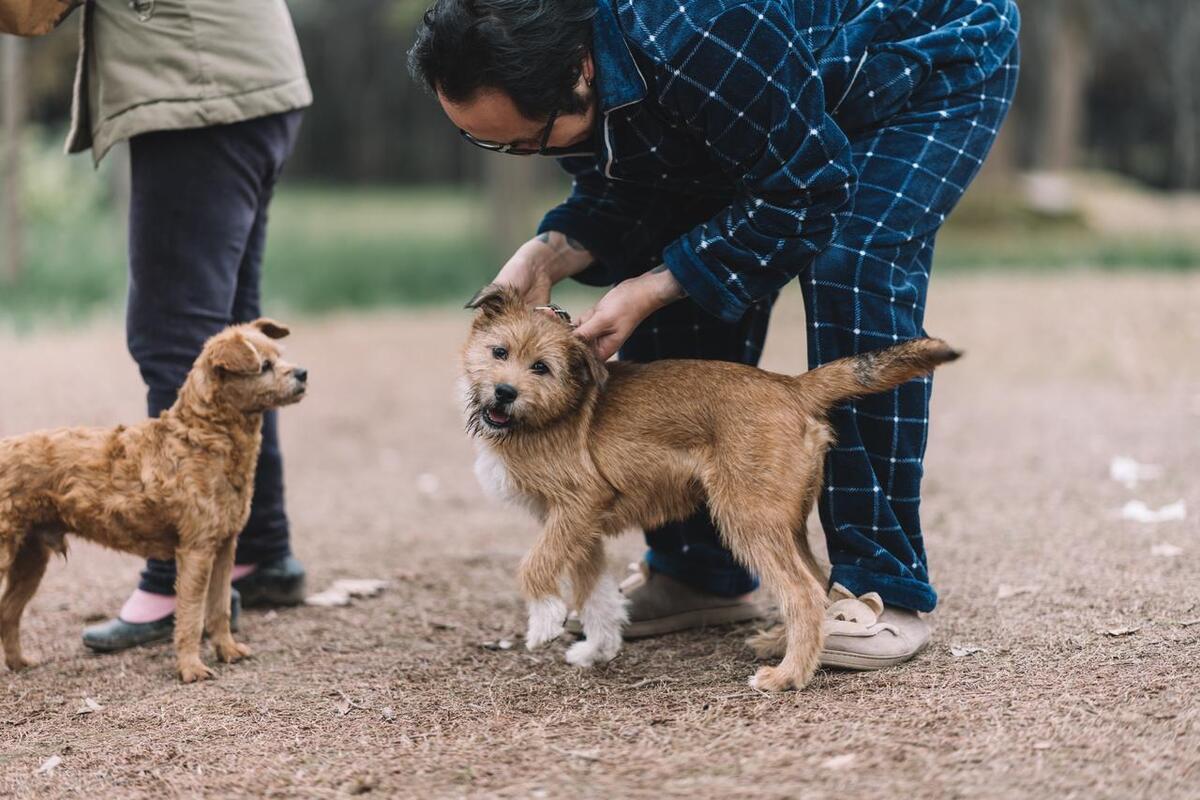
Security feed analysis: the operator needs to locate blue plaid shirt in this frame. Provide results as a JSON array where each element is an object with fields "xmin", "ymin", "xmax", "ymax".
[{"xmin": 538, "ymin": 0, "xmax": 1019, "ymax": 322}]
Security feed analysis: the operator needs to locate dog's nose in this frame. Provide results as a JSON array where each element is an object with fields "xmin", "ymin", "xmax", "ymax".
[
  {"xmin": 293, "ymin": 368, "xmax": 308, "ymax": 383},
  {"xmin": 494, "ymin": 383, "xmax": 518, "ymax": 404}
]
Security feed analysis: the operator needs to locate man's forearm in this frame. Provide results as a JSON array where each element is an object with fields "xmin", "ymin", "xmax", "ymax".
[{"xmin": 527, "ymin": 231, "xmax": 595, "ymax": 284}]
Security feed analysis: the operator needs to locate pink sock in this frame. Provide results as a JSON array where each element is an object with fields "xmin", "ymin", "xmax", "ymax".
[
  {"xmin": 119, "ymin": 589, "xmax": 176, "ymax": 624},
  {"xmin": 118, "ymin": 566, "xmax": 257, "ymax": 623}
]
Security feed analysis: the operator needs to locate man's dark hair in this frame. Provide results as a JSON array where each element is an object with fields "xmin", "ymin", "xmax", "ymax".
[{"xmin": 408, "ymin": 0, "xmax": 597, "ymax": 121}]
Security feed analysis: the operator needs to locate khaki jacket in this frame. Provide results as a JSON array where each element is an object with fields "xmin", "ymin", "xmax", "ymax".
[{"xmin": 66, "ymin": 0, "xmax": 312, "ymax": 163}]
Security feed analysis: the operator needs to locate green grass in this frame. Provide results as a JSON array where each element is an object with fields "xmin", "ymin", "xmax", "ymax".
[{"xmin": 2, "ymin": 181, "xmax": 1197, "ymax": 329}]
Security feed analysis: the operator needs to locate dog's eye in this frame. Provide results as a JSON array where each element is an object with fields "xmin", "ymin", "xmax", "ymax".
[
  {"xmin": 491, "ymin": 346, "xmax": 508, "ymax": 360},
  {"xmin": 531, "ymin": 361, "xmax": 551, "ymax": 376},
  {"xmin": 261, "ymin": 360, "xmax": 273, "ymax": 374}
]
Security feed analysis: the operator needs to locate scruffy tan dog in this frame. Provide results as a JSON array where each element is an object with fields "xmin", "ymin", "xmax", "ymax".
[
  {"xmin": 461, "ymin": 286, "xmax": 959, "ymax": 691},
  {"xmin": 0, "ymin": 319, "xmax": 306, "ymax": 682}
]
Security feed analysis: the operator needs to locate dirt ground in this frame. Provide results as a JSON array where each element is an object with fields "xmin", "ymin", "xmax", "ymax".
[{"xmin": 1, "ymin": 272, "xmax": 1197, "ymax": 799}]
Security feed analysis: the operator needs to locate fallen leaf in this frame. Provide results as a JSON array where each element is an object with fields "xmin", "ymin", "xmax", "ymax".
[
  {"xmin": 1102, "ymin": 626, "xmax": 1141, "ymax": 637},
  {"xmin": 35, "ymin": 756, "xmax": 61, "ymax": 775},
  {"xmin": 822, "ymin": 754, "xmax": 857, "ymax": 769},
  {"xmin": 75, "ymin": 697, "xmax": 103, "ymax": 715},
  {"xmin": 481, "ymin": 639, "xmax": 514, "ymax": 651},
  {"xmin": 1109, "ymin": 456, "xmax": 1162, "ymax": 489},
  {"xmin": 1032, "ymin": 741, "xmax": 1053, "ymax": 751},
  {"xmin": 305, "ymin": 588, "xmax": 351, "ymax": 607},
  {"xmin": 335, "ymin": 698, "xmax": 351, "ymax": 717},
  {"xmin": 333, "ymin": 579, "xmax": 387, "ymax": 598},
  {"xmin": 1151, "ymin": 543, "xmax": 1184, "ymax": 558},
  {"xmin": 950, "ymin": 645, "xmax": 984, "ymax": 657},
  {"xmin": 997, "ymin": 584, "xmax": 1039, "ymax": 599},
  {"xmin": 381, "ymin": 706, "xmax": 396, "ymax": 722},
  {"xmin": 1121, "ymin": 500, "xmax": 1187, "ymax": 524}
]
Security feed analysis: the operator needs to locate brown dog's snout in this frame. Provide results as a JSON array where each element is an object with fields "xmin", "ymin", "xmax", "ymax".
[
  {"xmin": 494, "ymin": 383, "xmax": 518, "ymax": 404},
  {"xmin": 293, "ymin": 367, "xmax": 308, "ymax": 384}
]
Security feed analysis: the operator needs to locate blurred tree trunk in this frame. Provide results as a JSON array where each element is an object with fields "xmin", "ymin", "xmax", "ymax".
[
  {"xmin": 1167, "ymin": 2, "xmax": 1200, "ymax": 190},
  {"xmin": 1039, "ymin": 0, "xmax": 1090, "ymax": 173},
  {"xmin": 1, "ymin": 37, "xmax": 25, "ymax": 284},
  {"xmin": 484, "ymin": 155, "xmax": 534, "ymax": 263}
]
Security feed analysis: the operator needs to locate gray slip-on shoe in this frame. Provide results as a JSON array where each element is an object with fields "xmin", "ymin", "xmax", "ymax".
[
  {"xmin": 82, "ymin": 589, "xmax": 242, "ymax": 653},
  {"xmin": 819, "ymin": 583, "xmax": 930, "ymax": 670},
  {"xmin": 567, "ymin": 562, "xmax": 762, "ymax": 639},
  {"xmin": 232, "ymin": 555, "xmax": 306, "ymax": 608}
]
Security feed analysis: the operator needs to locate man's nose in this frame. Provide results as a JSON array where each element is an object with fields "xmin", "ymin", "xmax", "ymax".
[{"xmin": 494, "ymin": 383, "xmax": 518, "ymax": 404}]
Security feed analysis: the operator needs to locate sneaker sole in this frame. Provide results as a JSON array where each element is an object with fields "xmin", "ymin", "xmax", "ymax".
[
  {"xmin": 621, "ymin": 603, "xmax": 764, "ymax": 639},
  {"xmin": 819, "ymin": 639, "xmax": 929, "ymax": 671}
]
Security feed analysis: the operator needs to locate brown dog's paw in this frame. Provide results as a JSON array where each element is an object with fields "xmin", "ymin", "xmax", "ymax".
[
  {"xmin": 215, "ymin": 639, "xmax": 252, "ymax": 664},
  {"xmin": 5, "ymin": 653, "xmax": 39, "ymax": 672},
  {"xmin": 178, "ymin": 659, "xmax": 216, "ymax": 683},
  {"xmin": 748, "ymin": 664, "xmax": 803, "ymax": 692}
]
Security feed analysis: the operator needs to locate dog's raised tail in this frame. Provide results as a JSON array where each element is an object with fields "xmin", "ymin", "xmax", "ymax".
[{"xmin": 795, "ymin": 338, "xmax": 961, "ymax": 409}]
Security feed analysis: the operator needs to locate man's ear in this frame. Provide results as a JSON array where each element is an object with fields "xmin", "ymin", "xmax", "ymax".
[
  {"xmin": 465, "ymin": 284, "xmax": 518, "ymax": 319},
  {"xmin": 252, "ymin": 318, "xmax": 290, "ymax": 339},
  {"xmin": 209, "ymin": 333, "xmax": 262, "ymax": 375}
]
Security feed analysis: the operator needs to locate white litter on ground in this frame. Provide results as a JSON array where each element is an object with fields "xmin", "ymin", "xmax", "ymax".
[
  {"xmin": 305, "ymin": 578, "xmax": 388, "ymax": 607},
  {"xmin": 35, "ymin": 756, "xmax": 61, "ymax": 776},
  {"xmin": 1151, "ymin": 543, "xmax": 1184, "ymax": 558},
  {"xmin": 950, "ymin": 645, "xmax": 985, "ymax": 657},
  {"xmin": 1109, "ymin": 456, "xmax": 1163, "ymax": 489},
  {"xmin": 1121, "ymin": 500, "xmax": 1187, "ymax": 524}
]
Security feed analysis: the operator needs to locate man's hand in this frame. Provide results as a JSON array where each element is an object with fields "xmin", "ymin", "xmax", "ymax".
[
  {"xmin": 492, "ymin": 232, "xmax": 594, "ymax": 306},
  {"xmin": 575, "ymin": 266, "xmax": 686, "ymax": 361}
]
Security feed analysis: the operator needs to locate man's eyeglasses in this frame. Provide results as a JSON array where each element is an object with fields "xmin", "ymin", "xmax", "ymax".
[{"xmin": 459, "ymin": 109, "xmax": 564, "ymax": 156}]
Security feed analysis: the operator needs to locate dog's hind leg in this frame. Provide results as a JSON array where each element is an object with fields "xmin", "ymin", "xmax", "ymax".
[
  {"xmin": 565, "ymin": 539, "xmax": 627, "ymax": 668},
  {"xmin": 205, "ymin": 535, "xmax": 251, "ymax": 665},
  {"xmin": 1, "ymin": 535, "xmax": 51, "ymax": 671},
  {"xmin": 175, "ymin": 544, "xmax": 218, "ymax": 683},
  {"xmin": 714, "ymin": 509, "xmax": 825, "ymax": 692}
]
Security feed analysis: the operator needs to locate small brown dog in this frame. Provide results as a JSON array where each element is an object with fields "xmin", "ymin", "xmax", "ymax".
[
  {"xmin": 0, "ymin": 319, "xmax": 307, "ymax": 682},
  {"xmin": 461, "ymin": 286, "xmax": 958, "ymax": 691}
]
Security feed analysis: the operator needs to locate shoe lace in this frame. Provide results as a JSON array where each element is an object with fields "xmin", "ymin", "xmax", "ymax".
[
  {"xmin": 619, "ymin": 561, "xmax": 649, "ymax": 593},
  {"xmin": 824, "ymin": 583, "xmax": 898, "ymax": 637}
]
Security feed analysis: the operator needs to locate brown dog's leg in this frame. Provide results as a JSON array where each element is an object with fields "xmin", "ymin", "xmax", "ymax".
[
  {"xmin": 518, "ymin": 514, "xmax": 595, "ymax": 651},
  {"xmin": 205, "ymin": 535, "xmax": 251, "ymax": 665},
  {"xmin": 564, "ymin": 539, "xmax": 627, "ymax": 668},
  {"xmin": 1, "ymin": 536, "xmax": 51, "ymax": 671},
  {"xmin": 175, "ymin": 546, "xmax": 218, "ymax": 683}
]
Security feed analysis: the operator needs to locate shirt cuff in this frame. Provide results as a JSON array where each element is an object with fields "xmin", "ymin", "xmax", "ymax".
[{"xmin": 662, "ymin": 237, "xmax": 749, "ymax": 324}]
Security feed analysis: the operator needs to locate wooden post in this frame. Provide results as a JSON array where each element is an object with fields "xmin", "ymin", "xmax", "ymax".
[
  {"xmin": 484, "ymin": 154, "xmax": 534, "ymax": 264},
  {"xmin": 1, "ymin": 36, "xmax": 24, "ymax": 284}
]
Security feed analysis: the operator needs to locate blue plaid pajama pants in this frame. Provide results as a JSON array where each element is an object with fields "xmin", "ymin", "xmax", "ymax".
[{"xmin": 620, "ymin": 43, "xmax": 1019, "ymax": 613}]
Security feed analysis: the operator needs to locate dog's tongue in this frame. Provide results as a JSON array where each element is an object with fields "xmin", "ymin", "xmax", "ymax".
[{"xmin": 487, "ymin": 408, "xmax": 510, "ymax": 425}]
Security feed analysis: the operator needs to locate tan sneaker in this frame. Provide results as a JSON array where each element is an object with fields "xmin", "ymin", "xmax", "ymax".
[
  {"xmin": 819, "ymin": 583, "xmax": 930, "ymax": 670},
  {"xmin": 566, "ymin": 562, "xmax": 762, "ymax": 639}
]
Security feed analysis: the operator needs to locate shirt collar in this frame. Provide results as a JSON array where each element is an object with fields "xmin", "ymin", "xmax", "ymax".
[{"xmin": 592, "ymin": 0, "xmax": 647, "ymax": 113}]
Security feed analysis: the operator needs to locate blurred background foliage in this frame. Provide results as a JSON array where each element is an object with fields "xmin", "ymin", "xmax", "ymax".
[{"xmin": 1, "ymin": 0, "xmax": 1199, "ymax": 326}]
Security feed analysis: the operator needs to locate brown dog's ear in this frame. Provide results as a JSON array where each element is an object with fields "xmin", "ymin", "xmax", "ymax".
[
  {"xmin": 252, "ymin": 318, "xmax": 290, "ymax": 339},
  {"xmin": 465, "ymin": 284, "xmax": 517, "ymax": 319},
  {"xmin": 572, "ymin": 339, "xmax": 609, "ymax": 390},
  {"xmin": 209, "ymin": 333, "xmax": 262, "ymax": 375}
]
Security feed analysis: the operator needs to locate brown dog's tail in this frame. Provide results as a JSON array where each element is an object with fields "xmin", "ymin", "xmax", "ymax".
[{"xmin": 793, "ymin": 338, "xmax": 961, "ymax": 410}]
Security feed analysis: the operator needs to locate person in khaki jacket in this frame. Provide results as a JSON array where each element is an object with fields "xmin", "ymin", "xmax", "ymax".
[{"xmin": 70, "ymin": 0, "xmax": 314, "ymax": 651}]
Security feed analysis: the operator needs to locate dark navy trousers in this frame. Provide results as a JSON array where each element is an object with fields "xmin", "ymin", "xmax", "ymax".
[
  {"xmin": 126, "ymin": 111, "xmax": 302, "ymax": 596},
  {"xmin": 621, "ymin": 46, "xmax": 1019, "ymax": 613}
]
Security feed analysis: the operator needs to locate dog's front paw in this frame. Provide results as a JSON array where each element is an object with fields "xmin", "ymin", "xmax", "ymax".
[
  {"xmin": 5, "ymin": 653, "xmax": 39, "ymax": 672},
  {"xmin": 525, "ymin": 596, "xmax": 568, "ymax": 650},
  {"xmin": 564, "ymin": 635, "xmax": 622, "ymax": 668},
  {"xmin": 215, "ymin": 639, "xmax": 252, "ymax": 664},
  {"xmin": 178, "ymin": 658, "xmax": 216, "ymax": 683},
  {"xmin": 748, "ymin": 664, "xmax": 804, "ymax": 692}
]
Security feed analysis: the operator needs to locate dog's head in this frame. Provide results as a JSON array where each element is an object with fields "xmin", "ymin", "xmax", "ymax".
[
  {"xmin": 197, "ymin": 319, "xmax": 308, "ymax": 413},
  {"xmin": 460, "ymin": 285, "xmax": 606, "ymax": 440}
]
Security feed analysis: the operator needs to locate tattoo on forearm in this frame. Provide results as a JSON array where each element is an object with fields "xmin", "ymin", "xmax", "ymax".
[
  {"xmin": 650, "ymin": 263, "xmax": 688, "ymax": 298},
  {"xmin": 535, "ymin": 232, "xmax": 551, "ymax": 244},
  {"xmin": 565, "ymin": 236, "xmax": 586, "ymax": 251}
]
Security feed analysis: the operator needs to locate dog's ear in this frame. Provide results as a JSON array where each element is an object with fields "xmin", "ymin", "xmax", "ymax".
[
  {"xmin": 465, "ymin": 284, "xmax": 517, "ymax": 319},
  {"xmin": 252, "ymin": 318, "xmax": 290, "ymax": 339},
  {"xmin": 209, "ymin": 333, "xmax": 262, "ymax": 375},
  {"xmin": 572, "ymin": 338, "xmax": 609, "ymax": 391}
]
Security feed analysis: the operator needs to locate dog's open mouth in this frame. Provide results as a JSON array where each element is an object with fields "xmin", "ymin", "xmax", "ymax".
[{"xmin": 482, "ymin": 406, "xmax": 513, "ymax": 429}]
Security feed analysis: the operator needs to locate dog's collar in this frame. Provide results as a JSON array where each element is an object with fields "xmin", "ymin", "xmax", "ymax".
[{"xmin": 534, "ymin": 304, "xmax": 573, "ymax": 325}]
